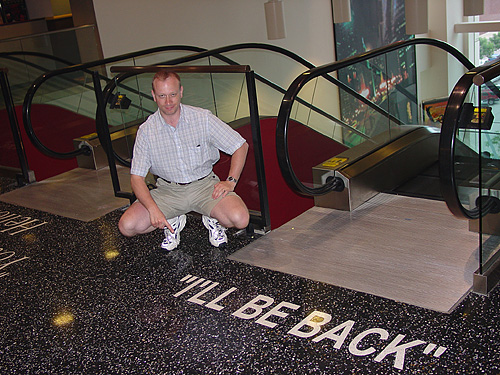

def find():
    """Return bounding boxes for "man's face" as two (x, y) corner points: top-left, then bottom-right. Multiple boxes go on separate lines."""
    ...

(152, 76), (183, 119)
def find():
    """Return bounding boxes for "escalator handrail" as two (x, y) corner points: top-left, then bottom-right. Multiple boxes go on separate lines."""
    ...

(22, 42), (404, 160)
(276, 37), (475, 196)
(0, 51), (78, 67)
(439, 60), (500, 219)
(21, 43), (314, 159)
(22, 45), (207, 159)
(101, 45), (375, 168)
(160, 44), (409, 129)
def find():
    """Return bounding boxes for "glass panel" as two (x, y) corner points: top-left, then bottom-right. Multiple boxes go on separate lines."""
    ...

(456, 82), (500, 272)
(285, 67), (411, 189)
(478, 79), (500, 271)
(0, 26), (98, 107)
(223, 48), (310, 93)
(337, 48), (418, 132)
(0, 71), (21, 171)
(0, 53), (67, 106)
(385, 48), (418, 125)
(27, 69), (97, 154)
(255, 80), (287, 118)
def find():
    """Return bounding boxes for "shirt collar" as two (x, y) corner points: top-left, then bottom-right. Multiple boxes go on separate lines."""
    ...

(156, 103), (184, 130)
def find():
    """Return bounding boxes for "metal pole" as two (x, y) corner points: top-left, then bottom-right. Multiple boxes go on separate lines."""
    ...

(246, 70), (271, 231)
(91, 71), (134, 203)
(0, 68), (34, 185)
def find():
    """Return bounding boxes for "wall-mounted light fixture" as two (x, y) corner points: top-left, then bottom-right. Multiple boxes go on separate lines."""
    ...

(463, 0), (484, 16)
(264, 0), (286, 40)
(405, 0), (428, 35)
(332, 0), (351, 23)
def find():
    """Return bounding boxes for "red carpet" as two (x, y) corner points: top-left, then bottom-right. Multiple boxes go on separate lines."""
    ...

(214, 118), (348, 229)
(0, 104), (96, 180)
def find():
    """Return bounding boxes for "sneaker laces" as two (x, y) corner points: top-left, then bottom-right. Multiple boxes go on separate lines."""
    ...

(162, 228), (176, 245)
(164, 227), (176, 240)
(212, 223), (226, 241)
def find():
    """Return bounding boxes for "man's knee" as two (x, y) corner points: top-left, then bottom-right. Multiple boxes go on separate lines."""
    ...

(211, 196), (249, 229)
(231, 207), (250, 229)
(118, 216), (135, 237)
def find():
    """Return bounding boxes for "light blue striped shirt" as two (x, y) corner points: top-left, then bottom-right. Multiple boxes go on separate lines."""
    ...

(131, 104), (246, 183)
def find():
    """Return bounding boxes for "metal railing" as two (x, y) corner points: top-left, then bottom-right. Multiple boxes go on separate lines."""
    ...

(21, 42), (415, 163)
(0, 67), (34, 185)
(275, 37), (475, 197)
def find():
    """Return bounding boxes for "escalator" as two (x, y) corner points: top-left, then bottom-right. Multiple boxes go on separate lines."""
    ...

(2, 39), (476, 224)
(6, 37), (500, 294)
(0, 46), (209, 181)
(3, 42), (351, 229)
(276, 40), (500, 294)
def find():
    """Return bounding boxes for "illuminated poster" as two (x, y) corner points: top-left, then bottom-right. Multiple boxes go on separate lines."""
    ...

(1, 0), (29, 23)
(334, 0), (417, 146)
(422, 97), (448, 126)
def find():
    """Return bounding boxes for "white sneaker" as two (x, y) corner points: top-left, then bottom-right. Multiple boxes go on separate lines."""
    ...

(202, 215), (227, 247)
(161, 215), (186, 251)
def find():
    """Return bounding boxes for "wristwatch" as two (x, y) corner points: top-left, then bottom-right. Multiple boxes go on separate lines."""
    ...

(227, 176), (238, 184)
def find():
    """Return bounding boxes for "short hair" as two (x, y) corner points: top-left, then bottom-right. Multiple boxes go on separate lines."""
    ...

(152, 69), (181, 92)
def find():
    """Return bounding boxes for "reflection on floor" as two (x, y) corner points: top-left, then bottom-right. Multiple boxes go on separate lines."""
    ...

(0, 177), (498, 374)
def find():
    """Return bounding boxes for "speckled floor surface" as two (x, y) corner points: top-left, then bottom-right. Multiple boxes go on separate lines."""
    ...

(0, 177), (499, 374)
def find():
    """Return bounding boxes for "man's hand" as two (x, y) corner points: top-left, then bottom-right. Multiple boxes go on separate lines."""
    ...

(212, 142), (248, 199)
(212, 180), (236, 199)
(131, 174), (173, 233)
(149, 205), (173, 233)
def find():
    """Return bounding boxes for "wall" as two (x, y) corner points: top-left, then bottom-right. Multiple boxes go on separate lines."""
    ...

(419, 0), (471, 103)
(91, 0), (335, 65)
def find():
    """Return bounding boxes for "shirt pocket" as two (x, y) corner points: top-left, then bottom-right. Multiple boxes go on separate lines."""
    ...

(186, 143), (204, 167)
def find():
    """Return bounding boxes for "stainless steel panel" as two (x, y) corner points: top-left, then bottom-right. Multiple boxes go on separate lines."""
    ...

(313, 126), (440, 211)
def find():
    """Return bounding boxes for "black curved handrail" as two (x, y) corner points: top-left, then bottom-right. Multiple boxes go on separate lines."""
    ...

(276, 37), (475, 196)
(104, 42), (398, 167)
(22, 42), (408, 161)
(439, 60), (500, 219)
(23, 43), (314, 159)
(22, 45), (207, 159)
(99, 43), (363, 168)
(0, 51), (77, 67)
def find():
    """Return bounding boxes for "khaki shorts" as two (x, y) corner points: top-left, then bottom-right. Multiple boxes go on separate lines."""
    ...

(150, 171), (237, 220)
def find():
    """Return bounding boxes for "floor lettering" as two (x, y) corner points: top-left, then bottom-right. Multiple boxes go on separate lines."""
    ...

(174, 274), (448, 371)
(0, 249), (29, 278)
(0, 210), (48, 235)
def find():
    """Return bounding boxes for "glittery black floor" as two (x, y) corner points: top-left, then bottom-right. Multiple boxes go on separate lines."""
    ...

(0, 177), (499, 374)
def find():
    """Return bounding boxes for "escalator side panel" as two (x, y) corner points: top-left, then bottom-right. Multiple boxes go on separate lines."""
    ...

(313, 126), (440, 211)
